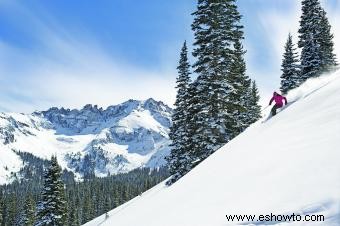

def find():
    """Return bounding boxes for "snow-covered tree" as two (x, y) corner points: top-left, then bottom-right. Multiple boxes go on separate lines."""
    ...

(247, 80), (262, 125)
(298, 0), (337, 81)
(35, 156), (67, 226)
(191, 0), (229, 162)
(191, 0), (228, 149)
(168, 0), (258, 185)
(300, 33), (321, 81)
(183, 80), (202, 169)
(190, 0), (247, 163)
(227, 39), (251, 137)
(298, 0), (322, 81)
(280, 33), (300, 94)
(319, 9), (337, 72)
(166, 41), (192, 185)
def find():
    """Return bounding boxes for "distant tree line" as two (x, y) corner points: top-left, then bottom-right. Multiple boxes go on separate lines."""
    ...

(0, 153), (168, 225)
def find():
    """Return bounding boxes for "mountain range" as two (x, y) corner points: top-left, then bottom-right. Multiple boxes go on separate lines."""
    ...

(0, 98), (173, 184)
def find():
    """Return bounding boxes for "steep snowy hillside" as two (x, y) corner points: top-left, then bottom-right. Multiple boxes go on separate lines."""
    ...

(85, 71), (340, 226)
(0, 98), (172, 184)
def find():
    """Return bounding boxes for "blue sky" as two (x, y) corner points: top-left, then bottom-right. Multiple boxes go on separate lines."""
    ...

(0, 0), (339, 112)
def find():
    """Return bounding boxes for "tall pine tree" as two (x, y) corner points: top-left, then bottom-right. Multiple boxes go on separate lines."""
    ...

(247, 80), (262, 125)
(35, 156), (67, 226)
(319, 9), (337, 72)
(166, 41), (192, 185)
(190, 0), (247, 163)
(227, 39), (251, 137)
(167, 0), (261, 185)
(280, 33), (300, 94)
(183, 80), (202, 169)
(299, 0), (322, 81)
(298, 0), (337, 81)
(191, 0), (230, 163)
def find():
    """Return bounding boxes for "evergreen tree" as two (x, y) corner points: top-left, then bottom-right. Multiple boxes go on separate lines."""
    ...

(247, 80), (262, 125)
(68, 203), (80, 226)
(280, 33), (300, 94)
(298, 0), (322, 81)
(227, 39), (251, 137)
(21, 196), (35, 226)
(191, 0), (230, 161)
(190, 0), (247, 164)
(166, 41), (192, 185)
(0, 195), (3, 226)
(319, 9), (337, 72)
(104, 196), (111, 214)
(6, 194), (17, 226)
(298, 0), (337, 81)
(81, 193), (94, 224)
(182, 80), (201, 168)
(35, 156), (67, 226)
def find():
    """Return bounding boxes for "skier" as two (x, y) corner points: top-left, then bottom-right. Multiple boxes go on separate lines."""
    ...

(269, 92), (287, 116)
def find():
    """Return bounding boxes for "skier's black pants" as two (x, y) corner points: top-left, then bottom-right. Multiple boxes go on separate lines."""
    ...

(271, 104), (281, 116)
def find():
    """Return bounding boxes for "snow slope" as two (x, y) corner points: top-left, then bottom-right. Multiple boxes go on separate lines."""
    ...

(85, 71), (340, 226)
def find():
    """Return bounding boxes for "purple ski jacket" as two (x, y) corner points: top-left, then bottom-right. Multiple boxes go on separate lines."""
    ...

(269, 92), (287, 107)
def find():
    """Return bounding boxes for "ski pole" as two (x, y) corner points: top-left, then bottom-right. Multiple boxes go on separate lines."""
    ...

(262, 105), (269, 112)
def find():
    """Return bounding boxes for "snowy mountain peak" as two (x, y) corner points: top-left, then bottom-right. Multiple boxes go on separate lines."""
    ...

(0, 98), (173, 184)
(39, 98), (172, 135)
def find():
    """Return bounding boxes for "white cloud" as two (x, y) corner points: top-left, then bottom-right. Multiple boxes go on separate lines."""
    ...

(0, 2), (178, 113)
(258, 0), (301, 67)
(0, 39), (177, 113)
(324, 1), (340, 62)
